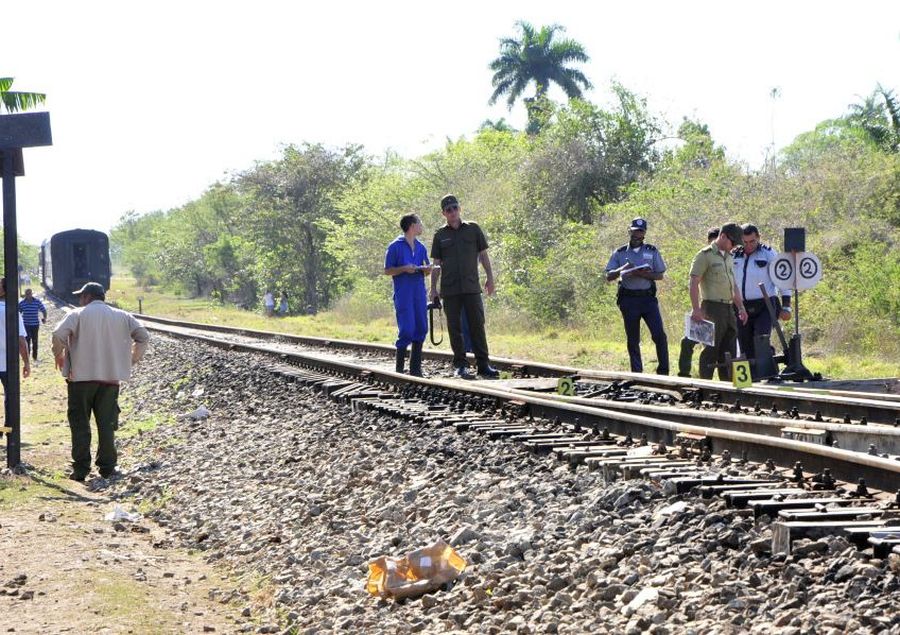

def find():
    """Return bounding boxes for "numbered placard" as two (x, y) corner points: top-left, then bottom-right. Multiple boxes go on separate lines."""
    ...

(769, 251), (822, 291)
(557, 376), (576, 396)
(732, 360), (752, 388)
(794, 253), (822, 290)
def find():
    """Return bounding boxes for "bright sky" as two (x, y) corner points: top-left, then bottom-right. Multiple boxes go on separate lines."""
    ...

(4, 0), (899, 244)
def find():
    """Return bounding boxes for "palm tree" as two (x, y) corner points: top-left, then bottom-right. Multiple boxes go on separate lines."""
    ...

(847, 84), (899, 152)
(0, 77), (46, 113)
(489, 21), (591, 133)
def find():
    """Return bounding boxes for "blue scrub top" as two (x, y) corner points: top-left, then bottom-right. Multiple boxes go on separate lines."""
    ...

(385, 236), (429, 300)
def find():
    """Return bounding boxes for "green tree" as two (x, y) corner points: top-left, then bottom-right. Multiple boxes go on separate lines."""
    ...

(847, 84), (900, 153)
(523, 85), (661, 225)
(237, 143), (367, 314)
(489, 21), (591, 134)
(0, 77), (46, 113)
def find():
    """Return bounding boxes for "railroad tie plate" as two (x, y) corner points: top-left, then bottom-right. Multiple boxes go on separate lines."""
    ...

(649, 469), (707, 482)
(780, 427), (828, 444)
(747, 497), (857, 518)
(772, 520), (894, 554)
(454, 420), (514, 431)
(722, 488), (807, 508)
(549, 439), (619, 454)
(869, 534), (900, 558)
(777, 507), (884, 522)
(571, 448), (631, 467)
(522, 436), (587, 451)
(621, 460), (695, 479)
(603, 457), (696, 482)
(670, 477), (781, 496)
(697, 481), (785, 499)
(487, 428), (538, 439)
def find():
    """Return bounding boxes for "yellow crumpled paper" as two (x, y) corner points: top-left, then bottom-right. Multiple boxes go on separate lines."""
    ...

(366, 539), (467, 599)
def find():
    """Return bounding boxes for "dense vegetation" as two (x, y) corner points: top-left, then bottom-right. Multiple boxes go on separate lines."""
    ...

(110, 77), (900, 363)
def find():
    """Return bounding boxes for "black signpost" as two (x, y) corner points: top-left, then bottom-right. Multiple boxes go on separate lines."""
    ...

(0, 111), (52, 468)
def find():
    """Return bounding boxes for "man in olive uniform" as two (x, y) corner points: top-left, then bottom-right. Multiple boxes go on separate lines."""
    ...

(678, 227), (719, 377)
(688, 223), (748, 380)
(429, 194), (499, 379)
(605, 218), (669, 375)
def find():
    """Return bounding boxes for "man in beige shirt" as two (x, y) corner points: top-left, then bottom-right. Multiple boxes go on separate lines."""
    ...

(52, 282), (149, 481)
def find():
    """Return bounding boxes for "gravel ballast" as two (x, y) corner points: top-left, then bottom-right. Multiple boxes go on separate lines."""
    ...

(111, 334), (900, 634)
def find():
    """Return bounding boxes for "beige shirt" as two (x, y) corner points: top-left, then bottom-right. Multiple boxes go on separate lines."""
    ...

(52, 301), (150, 383)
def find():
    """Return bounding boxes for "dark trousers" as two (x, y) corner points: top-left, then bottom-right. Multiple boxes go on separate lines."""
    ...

(699, 300), (737, 381)
(618, 295), (669, 375)
(442, 293), (490, 369)
(678, 337), (698, 377)
(24, 324), (39, 360)
(737, 299), (778, 363)
(67, 381), (120, 477)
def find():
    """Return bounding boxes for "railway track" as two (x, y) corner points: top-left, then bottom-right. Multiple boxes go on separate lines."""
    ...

(135, 313), (900, 425)
(47, 300), (900, 557)
(136, 314), (900, 497)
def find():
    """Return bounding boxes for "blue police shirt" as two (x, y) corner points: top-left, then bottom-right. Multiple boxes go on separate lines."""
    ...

(384, 236), (429, 300)
(605, 243), (666, 290)
(733, 243), (786, 301)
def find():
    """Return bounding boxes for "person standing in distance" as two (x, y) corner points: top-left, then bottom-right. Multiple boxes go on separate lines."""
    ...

(429, 194), (499, 379)
(52, 283), (150, 481)
(688, 223), (748, 380)
(677, 227), (719, 377)
(263, 289), (275, 317)
(605, 218), (669, 375)
(18, 288), (47, 362)
(732, 223), (791, 376)
(384, 214), (432, 376)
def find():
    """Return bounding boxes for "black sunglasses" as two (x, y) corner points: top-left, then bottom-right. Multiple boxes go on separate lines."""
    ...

(443, 205), (460, 212)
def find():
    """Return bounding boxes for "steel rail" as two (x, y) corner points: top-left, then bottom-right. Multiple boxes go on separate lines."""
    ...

(502, 388), (900, 455)
(136, 313), (900, 426)
(144, 319), (900, 493)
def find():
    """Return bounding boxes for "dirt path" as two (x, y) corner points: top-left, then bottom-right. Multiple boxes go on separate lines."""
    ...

(0, 327), (241, 635)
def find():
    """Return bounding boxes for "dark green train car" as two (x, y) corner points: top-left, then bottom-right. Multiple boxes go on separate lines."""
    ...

(40, 229), (111, 302)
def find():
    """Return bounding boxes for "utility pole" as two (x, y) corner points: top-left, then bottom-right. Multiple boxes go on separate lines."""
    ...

(0, 112), (52, 468)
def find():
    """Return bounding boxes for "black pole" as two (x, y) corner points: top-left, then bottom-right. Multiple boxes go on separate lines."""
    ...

(1, 150), (21, 468)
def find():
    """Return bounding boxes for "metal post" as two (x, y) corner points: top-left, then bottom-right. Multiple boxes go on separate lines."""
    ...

(1, 150), (21, 467)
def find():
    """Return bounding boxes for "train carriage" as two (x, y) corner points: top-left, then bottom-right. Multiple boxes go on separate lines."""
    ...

(40, 229), (111, 302)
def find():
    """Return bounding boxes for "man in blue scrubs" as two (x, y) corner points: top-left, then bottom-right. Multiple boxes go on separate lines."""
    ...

(384, 214), (432, 376)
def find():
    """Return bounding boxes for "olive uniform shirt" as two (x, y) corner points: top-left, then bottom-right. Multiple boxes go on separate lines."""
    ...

(689, 245), (736, 303)
(431, 221), (488, 297)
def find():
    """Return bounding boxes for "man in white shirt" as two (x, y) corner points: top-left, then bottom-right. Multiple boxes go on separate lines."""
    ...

(52, 282), (149, 481)
(0, 278), (31, 412)
(733, 224), (791, 377)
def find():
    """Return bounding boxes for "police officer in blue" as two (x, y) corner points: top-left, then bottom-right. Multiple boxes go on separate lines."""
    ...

(605, 218), (669, 375)
(733, 223), (791, 376)
(384, 214), (432, 376)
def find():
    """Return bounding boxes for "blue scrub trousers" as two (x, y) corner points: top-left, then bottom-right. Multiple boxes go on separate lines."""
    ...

(394, 286), (427, 350)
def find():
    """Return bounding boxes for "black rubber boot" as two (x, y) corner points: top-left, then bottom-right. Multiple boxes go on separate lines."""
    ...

(395, 347), (407, 373)
(409, 342), (424, 377)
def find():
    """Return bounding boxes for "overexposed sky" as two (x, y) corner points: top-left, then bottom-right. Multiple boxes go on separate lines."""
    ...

(4, 0), (899, 243)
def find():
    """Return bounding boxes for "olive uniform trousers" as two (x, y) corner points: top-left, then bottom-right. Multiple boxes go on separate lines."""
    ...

(698, 300), (738, 381)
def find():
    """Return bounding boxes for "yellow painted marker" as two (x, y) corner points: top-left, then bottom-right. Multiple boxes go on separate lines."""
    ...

(732, 360), (752, 389)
